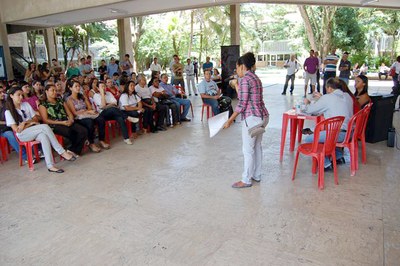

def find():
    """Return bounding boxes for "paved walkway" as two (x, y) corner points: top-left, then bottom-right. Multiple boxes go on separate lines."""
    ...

(1, 73), (399, 265)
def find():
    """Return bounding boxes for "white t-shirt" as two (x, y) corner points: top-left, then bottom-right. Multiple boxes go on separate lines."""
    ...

(5, 102), (36, 126)
(135, 84), (153, 99)
(391, 61), (400, 74)
(92, 91), (117, 112)
(150, 63), (162, 73)
(184, 64), (194, 76)
(198, 79), (219, 96)
(118, 93), (141, 110)
(149, 85), (165, 103)
(285, 60), (299, 75)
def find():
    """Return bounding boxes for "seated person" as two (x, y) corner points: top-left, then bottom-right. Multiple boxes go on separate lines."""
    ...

(199, 70), (233, 116)
(360, 63), (368, 75)
(337, 79), (361, 115)
(92, 82), (137, 145)
(211, 68), (222, 88)
(159, 74), (192, 122)
(302, 77), (353, 169)
(21, 81), (39, 115)
(105, 78), (121, 101)
(135, 74), (167, 132)
(354, 74), (371, 109)
(378, 63), (390, 80)
(1, 86), (28, 162)
(149, 77), (179, 127)
(6, 87), (75, 173)
(66, 79), (110, 152)
(39, 84), (88, 157)
(119, 81), (143, 137)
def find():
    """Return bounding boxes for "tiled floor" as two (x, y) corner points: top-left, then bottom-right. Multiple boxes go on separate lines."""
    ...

(1, 74), (399, 265)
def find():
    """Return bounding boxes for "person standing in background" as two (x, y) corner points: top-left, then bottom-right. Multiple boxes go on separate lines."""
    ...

(121, 54), (133, 76)
(323, 48), (339, 94)
(281, 54), (299, 95)
(184, 58), (197, 96)
(193, 57), (199, 83)
(202, 57), (213, 73)
(150, 57), (162, 77)
(339, 52), (351, 85)
(303, 49), (319, 97)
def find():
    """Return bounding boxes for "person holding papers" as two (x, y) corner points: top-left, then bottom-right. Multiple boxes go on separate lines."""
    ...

(223, 52), (269, 189)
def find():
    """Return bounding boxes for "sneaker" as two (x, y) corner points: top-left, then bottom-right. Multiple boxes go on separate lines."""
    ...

(124, 139), (133, 145)
(127, 116), (139, 123)
(195, 94), (198, 96)
(281, 92), (286, 95)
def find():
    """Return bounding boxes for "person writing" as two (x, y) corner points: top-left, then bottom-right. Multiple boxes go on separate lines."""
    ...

(224, 52), (270, 188)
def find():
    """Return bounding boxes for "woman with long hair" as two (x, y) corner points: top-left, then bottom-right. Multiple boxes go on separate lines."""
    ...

(5, 87), (76, 173)
(20, 81), (40, 113)
(66, 79), (109, 152)
(354, 74), (371, 108)
(119, 81), (143, 137)
(223, 52), (270, 188)
(39, 84), (88, 157)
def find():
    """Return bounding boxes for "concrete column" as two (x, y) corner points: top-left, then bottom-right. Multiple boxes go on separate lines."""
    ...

(230, 4), (240, 46)
(0, 23), (14, 80)
(117, 18), (133, 61)
(44, 28), (57, 63)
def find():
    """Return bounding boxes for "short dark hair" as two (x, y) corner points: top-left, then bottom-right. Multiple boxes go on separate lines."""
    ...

(125, 54), (130, 58)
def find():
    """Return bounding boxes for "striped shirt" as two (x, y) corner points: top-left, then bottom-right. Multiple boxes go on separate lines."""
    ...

(324, 54), (339, 72)
(235, 71), (269, 120)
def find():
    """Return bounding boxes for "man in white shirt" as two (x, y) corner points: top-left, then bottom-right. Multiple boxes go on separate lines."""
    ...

(184, 58), (197, 96)
(149, 77), (179, 126)
(150, 57), (162, 76)
(281, 54), (300, 95)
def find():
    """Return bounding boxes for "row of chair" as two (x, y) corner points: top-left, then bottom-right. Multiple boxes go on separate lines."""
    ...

(292, 102), (373, 190)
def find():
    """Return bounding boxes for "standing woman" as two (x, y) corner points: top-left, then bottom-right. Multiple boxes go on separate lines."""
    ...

(223, 52), (269, 188)
(39, 84), (88, 157)
(5, 87), (76, 173)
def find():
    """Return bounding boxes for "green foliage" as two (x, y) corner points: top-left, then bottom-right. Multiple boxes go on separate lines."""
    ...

(332, 8), (366, 53)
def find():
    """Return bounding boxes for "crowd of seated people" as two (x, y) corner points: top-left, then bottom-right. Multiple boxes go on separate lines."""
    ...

(1, 56), (194, 173)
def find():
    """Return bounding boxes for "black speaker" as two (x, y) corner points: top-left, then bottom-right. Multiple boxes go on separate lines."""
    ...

(221, 45), (239, 99)
(365, 94), (396, 143)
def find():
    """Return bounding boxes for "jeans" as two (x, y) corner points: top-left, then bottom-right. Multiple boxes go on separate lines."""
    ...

(122, 110), (140, 132)
(282, 74), (295, 94)
(241, 116), (269, 184)
(1, 130), (27, 160)
(304, 131), (346, 167)
(202, 98), (220, 115)
(171, 98), (191, 119)
(173, 78), (185, 90)
(100, 107), (129, 139)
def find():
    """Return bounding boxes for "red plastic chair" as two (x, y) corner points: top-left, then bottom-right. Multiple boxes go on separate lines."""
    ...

(357, 102), (373, 166)
(201, 102), (214, 121)
(13, 133), (41, 171)
(105, 120), (120, 143)
(292, 116), (345, 190)
(336, 109), (364, 176)
(0, 136), (10, 161)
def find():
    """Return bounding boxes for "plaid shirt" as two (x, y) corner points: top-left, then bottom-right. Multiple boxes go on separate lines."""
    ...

(235, 70), (269, 120)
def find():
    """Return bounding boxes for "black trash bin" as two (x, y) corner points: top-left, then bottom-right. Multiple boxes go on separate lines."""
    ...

(365, 94), (396, 143)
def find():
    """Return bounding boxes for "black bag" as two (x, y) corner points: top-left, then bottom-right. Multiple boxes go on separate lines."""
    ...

(218, 96), (233, 117)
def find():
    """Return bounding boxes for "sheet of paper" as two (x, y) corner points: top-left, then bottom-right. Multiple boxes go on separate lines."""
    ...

(208, 111), (229, 138)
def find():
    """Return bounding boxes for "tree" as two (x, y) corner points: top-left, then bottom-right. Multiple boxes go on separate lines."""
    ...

(27, 30), (40, 64)
(298, 5), (337, 59)
(131, 16), (146, 71)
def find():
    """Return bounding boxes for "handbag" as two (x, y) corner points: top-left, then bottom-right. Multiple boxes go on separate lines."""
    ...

(245, 115), (268, 138)
(76, 113), (99, 120)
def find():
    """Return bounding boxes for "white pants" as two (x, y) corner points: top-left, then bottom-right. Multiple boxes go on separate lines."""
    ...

(18, 124), (65, 168)
(241, 116), (269, 184)
(186, 75), (197, 95)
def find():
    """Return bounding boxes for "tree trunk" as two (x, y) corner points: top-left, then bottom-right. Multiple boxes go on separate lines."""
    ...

(188, 10), (194, 58)
(298, 5), (317, 51)
(27, 31), (38, 64)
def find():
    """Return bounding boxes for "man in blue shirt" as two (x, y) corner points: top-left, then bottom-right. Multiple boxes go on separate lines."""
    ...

(107, 57), (119, 77)
(160, 74), (191, 122)
(202, 56), (213, 74)
(198, 70), (221, 115)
